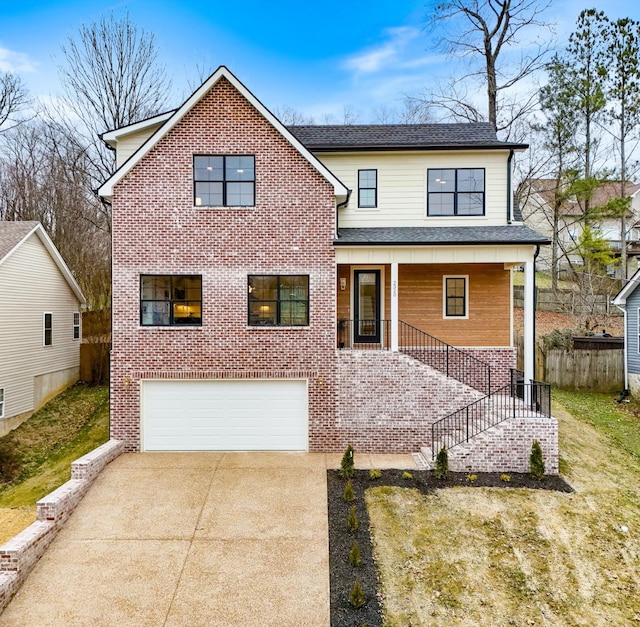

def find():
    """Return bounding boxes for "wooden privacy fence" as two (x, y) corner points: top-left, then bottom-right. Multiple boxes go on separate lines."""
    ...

(514, 333), (624, 393)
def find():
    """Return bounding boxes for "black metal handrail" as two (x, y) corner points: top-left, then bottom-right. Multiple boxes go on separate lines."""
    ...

(336, 319), (391, 349)
(430, 378), (551, 458)
(398, 321), (491, 395)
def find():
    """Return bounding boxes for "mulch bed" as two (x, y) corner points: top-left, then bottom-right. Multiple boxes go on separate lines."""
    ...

(327, 468), (573, 627)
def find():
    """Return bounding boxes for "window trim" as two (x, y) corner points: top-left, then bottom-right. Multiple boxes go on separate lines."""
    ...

(73, 312), (81, 340)
(357, 169), (377, 208)
(193, 155), (256, 207)
(443, 275), (469, 319)
(0, 388), (4, 419)
(140, 275), (203, 327)
(427, 168), (486, 217)
(43, 312), (53, 346)
(247, 275), (310, 327)
(637, 308), (640, 354)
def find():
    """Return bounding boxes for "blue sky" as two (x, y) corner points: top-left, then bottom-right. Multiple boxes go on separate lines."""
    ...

(1, 0), (639, 123)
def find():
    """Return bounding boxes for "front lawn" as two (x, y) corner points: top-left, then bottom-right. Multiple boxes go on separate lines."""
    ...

(364, 391), (640, 625)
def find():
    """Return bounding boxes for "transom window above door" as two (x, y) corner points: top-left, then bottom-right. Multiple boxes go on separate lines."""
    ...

(194, 156), (255, 207)
(427, 168), (485, 216)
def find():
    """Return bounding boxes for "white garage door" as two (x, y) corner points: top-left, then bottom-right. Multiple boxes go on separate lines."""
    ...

(142, 379), (308, 451)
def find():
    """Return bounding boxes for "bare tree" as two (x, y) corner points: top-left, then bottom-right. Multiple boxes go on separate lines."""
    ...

(272, 105), (315, 125)
(0, 72), (31, 132)
(423, 0), (554, 138)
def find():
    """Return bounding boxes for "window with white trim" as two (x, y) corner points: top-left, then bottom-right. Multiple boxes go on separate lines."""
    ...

(73, 312), (80, 340)
(0, 388), (4, 419)
(443, 276), (468, 318)
(44, 312), (53, 346)
(358, 169), (377, 208)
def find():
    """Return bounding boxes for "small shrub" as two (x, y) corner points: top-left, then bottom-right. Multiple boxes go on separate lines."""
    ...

(500, 473), (511, 482)
(530, 440), (546, 480)
(350, 580), (365, 608)
(402, 471), (413, 480)
(466, 474), (478, 482)
(434, 447), (449, 479)
(347, 505), (359, 532)
(0, 442), (21, 483)
(349, 540), (361, 566)
(343, 479), (355, 502)
(339, 444), (355, 479)
(369, 468), (381, 480)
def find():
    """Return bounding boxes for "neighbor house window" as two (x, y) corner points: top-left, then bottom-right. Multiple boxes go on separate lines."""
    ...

(248, 275), (309, 326)
(443, 276), (468, 318)
(140, 275), (202, 326)
(358, 169), (377, 208)
(43, 313), (53, 346)
(428, 168), (485, 216)
(194, 155), (255, 207)
(0, 388), (4, 419)
(73, 312), (80, 340)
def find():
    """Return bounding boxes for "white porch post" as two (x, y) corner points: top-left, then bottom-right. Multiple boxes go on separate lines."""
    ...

(523, 258), (535, 393)
(391, 262), (399, 351)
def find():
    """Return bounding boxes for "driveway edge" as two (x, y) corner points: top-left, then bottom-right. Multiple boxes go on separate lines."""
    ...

(0, 439), (124, 611)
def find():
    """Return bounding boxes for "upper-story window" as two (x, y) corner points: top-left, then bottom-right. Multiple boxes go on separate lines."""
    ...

(358, 169), (377, 208)
(140, 275), (202, 326)
(43, 313), (53, 346)
(194, 156), (255, 207)
(427, 168), (485, 216)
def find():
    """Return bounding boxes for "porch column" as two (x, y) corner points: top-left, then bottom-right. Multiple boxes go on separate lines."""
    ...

(523, 258), (535, 392)
(391, 262), (399, 351)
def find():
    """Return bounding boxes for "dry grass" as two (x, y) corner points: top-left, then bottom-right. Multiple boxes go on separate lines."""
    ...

(367, 400), (640, 626)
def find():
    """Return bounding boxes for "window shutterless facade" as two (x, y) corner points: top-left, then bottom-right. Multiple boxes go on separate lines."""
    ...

(73, 312), (80, 340)
(443, 276), (468, 318)
(140, 275), (202, 326)
(194, 155), (255, 207)
(43, 312), (53, 346)
(427, 168), (485, 216)
(248, 275), (309, 326)
(0, 388), (4, 419)
(358, 169), (377, 208)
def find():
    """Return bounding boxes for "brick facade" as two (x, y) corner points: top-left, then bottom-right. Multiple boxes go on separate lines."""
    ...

(110, 77), (338, 451)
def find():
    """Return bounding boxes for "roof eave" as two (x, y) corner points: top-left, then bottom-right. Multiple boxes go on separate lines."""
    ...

(308, 143), (528, 153)
(333, 238), (550, 246)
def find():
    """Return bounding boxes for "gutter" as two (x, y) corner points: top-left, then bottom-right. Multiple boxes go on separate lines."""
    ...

(614, 302), (629, 392)
(335, 189), (352, 239)
(507, 150), (514, 224)
(533, 245), (539, 379)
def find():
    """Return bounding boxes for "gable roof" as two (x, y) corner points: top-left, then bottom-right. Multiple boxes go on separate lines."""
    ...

(287, 123), (528, 152)
(613, 268), (640, 306)
(98, 66), (349, 201)
(0, 221), (86, 304)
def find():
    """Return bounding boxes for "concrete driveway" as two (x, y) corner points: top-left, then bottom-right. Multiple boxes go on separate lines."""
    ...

(0, 452), (333, 626)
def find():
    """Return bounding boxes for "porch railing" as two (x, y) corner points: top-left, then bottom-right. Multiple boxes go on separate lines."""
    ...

(336, 318), (491, 395)
(430, 377), (552, 458)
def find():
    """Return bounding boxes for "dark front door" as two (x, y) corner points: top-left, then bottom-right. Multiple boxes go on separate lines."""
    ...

(354, 269), (381, 343)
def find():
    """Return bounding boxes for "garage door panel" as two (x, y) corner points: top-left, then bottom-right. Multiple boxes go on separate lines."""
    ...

(142, 379), (308, 451)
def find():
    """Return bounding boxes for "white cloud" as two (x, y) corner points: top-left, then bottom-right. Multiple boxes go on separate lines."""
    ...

(0, 46), (37, 73)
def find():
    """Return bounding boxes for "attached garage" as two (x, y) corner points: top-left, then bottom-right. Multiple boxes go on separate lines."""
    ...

(141, 379), (308, 451)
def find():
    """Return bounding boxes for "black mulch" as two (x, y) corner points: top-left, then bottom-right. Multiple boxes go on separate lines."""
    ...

(327, 468), (573, 627)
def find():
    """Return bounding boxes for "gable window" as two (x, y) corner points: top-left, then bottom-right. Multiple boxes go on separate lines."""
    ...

(358, 169), (377, 208)
(0, 388), (4, 419)
(428, 168), (485, 216)
(140, 275), (202, 326)
(248, 275), (309, 326)
(73, 312), (81, 340)
(43, 313), (53, 346)
(194, 155), (255, 207)
(443, 276), (468, 318)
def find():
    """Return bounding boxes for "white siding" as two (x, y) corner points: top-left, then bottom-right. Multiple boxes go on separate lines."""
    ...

(115, 127), (159, 167)
(319, 150), (511, 227)
(0, 234), (82, 419)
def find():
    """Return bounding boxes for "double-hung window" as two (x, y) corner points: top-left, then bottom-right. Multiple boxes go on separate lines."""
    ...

(73, 312), (80, 340)
(248, 275), (309, 326)
(428, 168), (485, 216)
(358, 169), (377, 208)
(194, 155), (255, 207)
(443, 276), (468, 318)
(0, 388), (4, 419)
(43, 313), (53, 346)
(140, 275), (202, 326)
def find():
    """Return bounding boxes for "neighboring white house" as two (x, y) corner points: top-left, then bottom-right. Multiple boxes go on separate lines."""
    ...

(0, 221), (86, 435)
(521, 179), (640, 279)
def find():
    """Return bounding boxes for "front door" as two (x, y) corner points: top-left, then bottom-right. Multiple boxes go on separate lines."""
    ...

(354, 269), (381, 343)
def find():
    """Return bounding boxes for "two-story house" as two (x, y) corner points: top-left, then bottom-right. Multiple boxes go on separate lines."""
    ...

(98, 66), (556, 472)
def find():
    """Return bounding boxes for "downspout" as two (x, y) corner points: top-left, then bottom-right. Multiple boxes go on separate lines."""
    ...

(507, 150), (514, 224)
(614, 303), (629, 393)
(335, 189), (352, 239)
(533, 245), (539, 380)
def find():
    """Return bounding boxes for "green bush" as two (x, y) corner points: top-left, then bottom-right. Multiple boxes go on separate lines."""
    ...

(343, 479), (355, 502)
(350, 580), (365, 608)
(540, 327), (592, 352)
(434, 447), (449, 479)
(530, 440), (546, 480)
(347, 505), (359, 532)
(402, 471), (413, 480)
(339, 444), (355, 479)
(349, 540), (361, 566)
(369, 468), (381, 480)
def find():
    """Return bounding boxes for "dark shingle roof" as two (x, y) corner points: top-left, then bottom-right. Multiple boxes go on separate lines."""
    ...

(335, 225), (549, 246)
(288, 123), (527, 152)
(0, 221), (39, 262)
